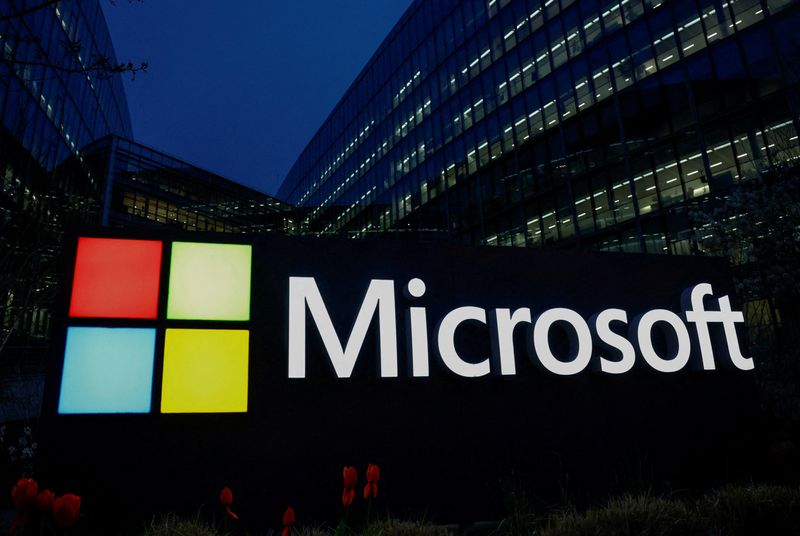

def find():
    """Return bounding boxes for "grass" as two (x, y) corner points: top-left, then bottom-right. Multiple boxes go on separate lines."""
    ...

(141, 513), (223, 536)
(539, 495), (706, 536)
(364, 519), (450, 536)
(536, 484), (800, 536)
(698, 484), (800, 536)
(137, 516), (448, 536)
(132, 484), (800, 536)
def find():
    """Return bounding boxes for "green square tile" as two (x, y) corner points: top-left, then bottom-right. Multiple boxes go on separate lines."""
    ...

(167, 242), (252, 321)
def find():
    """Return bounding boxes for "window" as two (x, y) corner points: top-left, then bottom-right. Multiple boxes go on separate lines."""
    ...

(611, 173), (635, 223)
(573, 180), (594, 233)
(556, 187), (575, 239)
(591, 173), (615, 229)
(601, 0), (624, 34)
(628, 19), (656, 80)
(674, 2), (705, 58)
(731, 118), (765, 180)
(549, 20), (568, 68)
(582, 0), (602, 46)
(676, 132), (708, 199)
(742, 28), (781, 98)
(589, 46), (612, 100)
(650, 9), (678, 69)
(609, 34), (633, 91)
(556, 66), (577, 118)
(630, 154), (658, 215)
(563, 7), (585, 58)
(731, 0), (765, 31)
(653, 145), (685, 207)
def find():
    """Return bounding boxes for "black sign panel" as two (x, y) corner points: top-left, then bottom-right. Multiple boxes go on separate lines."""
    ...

(41, 229), (761, 529)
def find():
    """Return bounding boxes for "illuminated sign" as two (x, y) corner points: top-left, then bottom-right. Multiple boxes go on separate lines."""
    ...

(56, 233), (754, 417)
(58, 237), (252, 414)
(47, 231), (761, 524)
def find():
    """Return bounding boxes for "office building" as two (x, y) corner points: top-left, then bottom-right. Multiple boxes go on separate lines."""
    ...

(85, 136), (296, 235)
(1, 0), (133, 368)
(279, 0), (800, 255)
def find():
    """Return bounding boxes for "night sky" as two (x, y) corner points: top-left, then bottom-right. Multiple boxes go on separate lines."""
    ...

(102, 0), (413, 197)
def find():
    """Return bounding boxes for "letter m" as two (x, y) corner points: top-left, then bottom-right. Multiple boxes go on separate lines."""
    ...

(288, 277), (398, 378)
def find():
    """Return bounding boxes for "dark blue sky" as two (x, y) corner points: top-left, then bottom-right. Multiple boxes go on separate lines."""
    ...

(103, 1), (413, 196)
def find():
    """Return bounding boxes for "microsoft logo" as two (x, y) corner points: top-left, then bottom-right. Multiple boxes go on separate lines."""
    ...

(58, 237), (252, 414)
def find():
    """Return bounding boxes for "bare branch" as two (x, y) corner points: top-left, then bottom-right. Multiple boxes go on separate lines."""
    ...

(0, 2), (149, 81)
(4, 57), (149, 80)
(0, 0), (60, 22)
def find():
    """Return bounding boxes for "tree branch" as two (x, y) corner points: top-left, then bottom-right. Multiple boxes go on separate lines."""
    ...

(4, 57), (148, 80)
(0, 0), (61, 23)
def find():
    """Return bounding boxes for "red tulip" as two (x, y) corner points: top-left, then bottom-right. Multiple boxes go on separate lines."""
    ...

(11, 478), (38, 509)
(342, 487), (355, 507)
(342, 466), (358, 507)
(282, 506), (296, 536)
(343, 466), (357, 489)
(52, 493), (81, 529)
(36, 489), (55, 513)
(282, 506), (296, 526)
(220, 486), (233, 507)
(363, 463), (380, 499)
(219, 486), (239, 520)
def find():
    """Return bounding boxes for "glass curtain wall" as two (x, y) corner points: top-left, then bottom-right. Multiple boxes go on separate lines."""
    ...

(1, 0), (133, 348)
(279, 0), (800, 254)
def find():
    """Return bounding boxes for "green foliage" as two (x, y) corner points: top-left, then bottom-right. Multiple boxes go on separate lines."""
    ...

(540, 495), (706, 536)
(141, 513), (223, 536)
(698, 484), (800, 536)
(0, 422), (37, 479)
(690, 168), (800, 418)
(690, 169), (800, 303)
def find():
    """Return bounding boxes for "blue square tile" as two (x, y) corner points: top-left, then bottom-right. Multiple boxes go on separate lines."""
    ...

(58, 327), (156, 414)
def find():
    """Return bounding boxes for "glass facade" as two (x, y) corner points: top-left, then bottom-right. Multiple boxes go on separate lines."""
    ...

(279, 0), (800, 254)
(85, 136), (297, 236)
(0, 2), (293, 417)
(1, 0), (133, 351)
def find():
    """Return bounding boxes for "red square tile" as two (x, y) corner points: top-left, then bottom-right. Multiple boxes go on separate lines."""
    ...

(69, 237), (163, 319)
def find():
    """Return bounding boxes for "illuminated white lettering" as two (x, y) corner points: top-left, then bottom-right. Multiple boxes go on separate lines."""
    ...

(437, 306), (491, 377)
(288, 277), (398, 378)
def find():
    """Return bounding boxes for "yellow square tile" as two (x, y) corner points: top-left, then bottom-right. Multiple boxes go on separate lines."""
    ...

(161, 329), (249, 413)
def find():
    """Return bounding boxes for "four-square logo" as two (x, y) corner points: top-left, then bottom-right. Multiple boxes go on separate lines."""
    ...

(58, 237), (252, 414)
